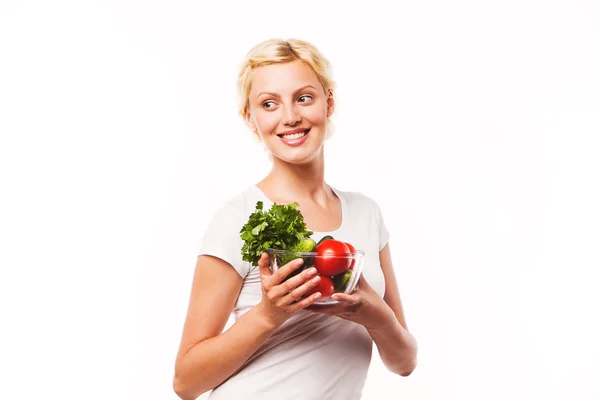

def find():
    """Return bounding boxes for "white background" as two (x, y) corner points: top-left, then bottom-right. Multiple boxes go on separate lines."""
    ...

(1, 1), (599, 399)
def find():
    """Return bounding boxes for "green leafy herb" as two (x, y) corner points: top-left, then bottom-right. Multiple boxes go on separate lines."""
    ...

(240, 201), (314, 267)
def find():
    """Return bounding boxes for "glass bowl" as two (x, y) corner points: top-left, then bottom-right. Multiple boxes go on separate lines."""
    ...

(268, 248), (365, 305)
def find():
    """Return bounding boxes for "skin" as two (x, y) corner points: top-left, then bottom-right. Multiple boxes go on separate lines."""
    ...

(244, 59), (339, 230)
(173, 59), (417, 400)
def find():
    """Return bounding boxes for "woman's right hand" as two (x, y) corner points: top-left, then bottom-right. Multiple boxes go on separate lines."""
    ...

(256, 252), (323, 328)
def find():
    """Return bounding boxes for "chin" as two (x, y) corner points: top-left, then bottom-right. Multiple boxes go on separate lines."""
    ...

(274, 146), (323, 165)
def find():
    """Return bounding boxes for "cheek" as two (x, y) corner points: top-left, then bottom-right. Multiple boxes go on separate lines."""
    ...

(254, 112), (279, 134)
(303, 104), (328, 125)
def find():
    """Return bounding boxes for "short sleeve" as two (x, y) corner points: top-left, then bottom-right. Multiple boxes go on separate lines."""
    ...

(197, 203), (250, 278)
(376, 202), (390, 251)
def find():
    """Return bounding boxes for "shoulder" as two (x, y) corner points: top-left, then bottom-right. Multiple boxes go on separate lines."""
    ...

(205, 186), (260, 227)
(215, 186), (262, 215)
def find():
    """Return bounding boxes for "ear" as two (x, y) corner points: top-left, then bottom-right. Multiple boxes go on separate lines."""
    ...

(326, 89), (335, 118)
(244, 109), (259, 135)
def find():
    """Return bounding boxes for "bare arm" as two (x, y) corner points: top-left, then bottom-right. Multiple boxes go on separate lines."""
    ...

(173, 253), (323, 399)
(304, 243), (418, 376)
(173, 254), (275, 399)
(367, 243), (418, 376)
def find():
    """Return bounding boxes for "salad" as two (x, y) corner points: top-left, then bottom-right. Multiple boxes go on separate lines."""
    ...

(240, 201), (357, 299)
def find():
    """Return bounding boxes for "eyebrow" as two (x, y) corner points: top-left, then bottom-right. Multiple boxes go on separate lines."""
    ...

(257, 85), (317, 99)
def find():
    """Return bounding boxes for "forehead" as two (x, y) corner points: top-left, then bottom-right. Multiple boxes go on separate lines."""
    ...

(250, 60), (321, 96)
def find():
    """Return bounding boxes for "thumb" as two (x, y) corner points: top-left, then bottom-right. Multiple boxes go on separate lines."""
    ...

(357, 274), (368, 288)
(257, 252), (271, 277)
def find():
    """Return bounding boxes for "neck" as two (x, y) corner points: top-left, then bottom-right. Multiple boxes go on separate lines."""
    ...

(262, 147), (330, 203)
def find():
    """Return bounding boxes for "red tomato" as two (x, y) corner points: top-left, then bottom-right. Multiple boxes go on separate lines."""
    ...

(306, 275), (335, 300)
(314, 240), (351, 276)
(344, 242), (356, 270)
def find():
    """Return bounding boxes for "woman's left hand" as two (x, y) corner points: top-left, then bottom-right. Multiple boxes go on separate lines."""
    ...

(305, 275), (395, 330)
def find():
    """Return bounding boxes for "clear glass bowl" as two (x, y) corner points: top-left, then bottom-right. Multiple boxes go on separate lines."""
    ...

(268, 248), (365, 305)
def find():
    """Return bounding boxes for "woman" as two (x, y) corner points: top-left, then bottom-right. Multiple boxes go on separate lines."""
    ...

(173, 38), (417, 400)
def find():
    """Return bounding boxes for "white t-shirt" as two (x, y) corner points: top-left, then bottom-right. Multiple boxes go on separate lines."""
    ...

(197, 185), (390, 400)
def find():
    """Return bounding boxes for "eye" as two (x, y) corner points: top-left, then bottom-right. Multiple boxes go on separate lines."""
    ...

(298, 95), (313, 103)
(262, 100), (277, 110)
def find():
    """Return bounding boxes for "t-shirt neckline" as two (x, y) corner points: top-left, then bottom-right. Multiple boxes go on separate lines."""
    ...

(250, 184), (345, 235)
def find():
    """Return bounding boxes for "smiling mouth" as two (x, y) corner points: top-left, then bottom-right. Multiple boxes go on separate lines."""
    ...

(277, 128), (310, 140)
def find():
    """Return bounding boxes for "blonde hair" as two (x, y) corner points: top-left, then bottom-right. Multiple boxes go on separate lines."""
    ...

(237, 38), (336, 140)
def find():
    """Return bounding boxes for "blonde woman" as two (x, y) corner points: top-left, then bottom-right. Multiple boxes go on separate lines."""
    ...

(173, 38), (417, 400)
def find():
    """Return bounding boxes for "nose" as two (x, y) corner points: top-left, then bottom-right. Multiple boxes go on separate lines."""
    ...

(282, 105), (301, 126)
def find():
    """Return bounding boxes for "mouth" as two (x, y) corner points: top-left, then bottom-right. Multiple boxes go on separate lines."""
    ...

(277, 128), (310, 140)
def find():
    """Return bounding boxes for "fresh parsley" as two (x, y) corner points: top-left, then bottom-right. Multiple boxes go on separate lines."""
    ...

(240, 201), (313, 267)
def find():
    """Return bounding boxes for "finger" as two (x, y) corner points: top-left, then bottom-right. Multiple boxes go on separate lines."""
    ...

(271, 258), (305, 285)
(258, 252), (275, 290)
(356, 274), (366, 287)
(356, 275), (375, 294)
(289, 291), (322, 312)
(331, 293), (358, 305)
(271, 266), (318, 300)
(280, 272), (322, 305)
(258, 252), (271, 277)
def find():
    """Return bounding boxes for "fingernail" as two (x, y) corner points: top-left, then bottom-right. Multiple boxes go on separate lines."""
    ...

(307, 268), (317, 276)
(312, 276), (320, 284)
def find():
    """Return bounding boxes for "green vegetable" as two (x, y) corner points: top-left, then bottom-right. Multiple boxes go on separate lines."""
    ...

(278, 238), (317, 272)
(240, 201), (313, 267)
(292, 238), (317, 253)
(316, 235), (335, 246)
(277, 238), (318, 281)
(333, 270), (353, 292)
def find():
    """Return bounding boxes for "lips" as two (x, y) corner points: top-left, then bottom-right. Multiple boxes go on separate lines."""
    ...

(278, 128), (310, 146)
(277, 128), (310, 138)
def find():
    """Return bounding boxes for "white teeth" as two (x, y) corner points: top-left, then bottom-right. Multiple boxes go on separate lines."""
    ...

(281, 131), (307, 140)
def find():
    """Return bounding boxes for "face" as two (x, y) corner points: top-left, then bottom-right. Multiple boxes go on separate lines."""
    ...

(245, 60), (334, 165)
